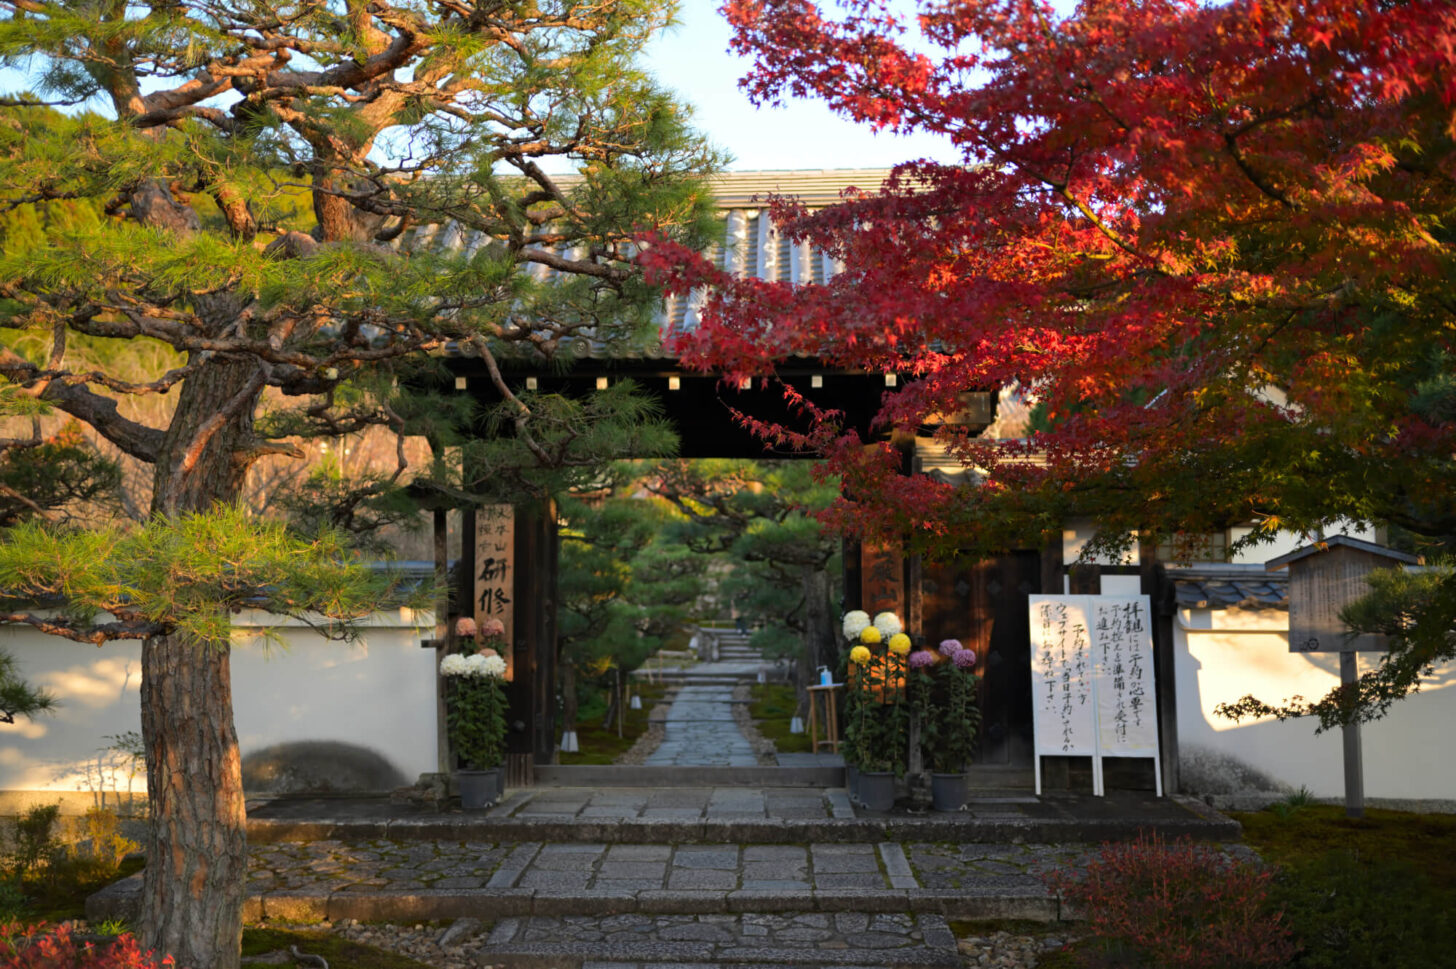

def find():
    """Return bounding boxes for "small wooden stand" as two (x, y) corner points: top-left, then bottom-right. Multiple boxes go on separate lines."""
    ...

(807, 684), (843, 754)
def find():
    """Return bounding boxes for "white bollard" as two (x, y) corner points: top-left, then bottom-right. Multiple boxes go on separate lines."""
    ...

(560, 730), (579, 753)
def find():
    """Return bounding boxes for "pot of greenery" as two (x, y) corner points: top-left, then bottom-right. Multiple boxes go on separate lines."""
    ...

(441, 646), (508, 809)
(844, 611), (912, 812)
(917, 641), (981, 812)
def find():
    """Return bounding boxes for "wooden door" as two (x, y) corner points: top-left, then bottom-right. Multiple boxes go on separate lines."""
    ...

(921, 551), (1040, 766)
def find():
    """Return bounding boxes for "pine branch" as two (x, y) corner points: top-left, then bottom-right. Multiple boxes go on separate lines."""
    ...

(0, 347), (164, 463)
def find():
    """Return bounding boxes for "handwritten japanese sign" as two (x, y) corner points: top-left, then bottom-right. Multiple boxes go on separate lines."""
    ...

(1092, 598), (1157, 754)
(1029, 597), (1097, 755)
(474, 504), (515, 681)
(1029, 595), (1162, 795)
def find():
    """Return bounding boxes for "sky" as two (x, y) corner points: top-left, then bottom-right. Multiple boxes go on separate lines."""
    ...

(0, 2), (963, 173)
(644, 3), (963, 171)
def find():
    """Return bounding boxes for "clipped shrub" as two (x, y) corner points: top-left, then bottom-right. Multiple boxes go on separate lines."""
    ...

(80, 809), (139, 877)
(0, 879), (25, 920)
(1274, 849), (1454, 969)
(1, 922), (172, 968)
(1047, 832), (1295, 969)
(4, 804), (62, 880)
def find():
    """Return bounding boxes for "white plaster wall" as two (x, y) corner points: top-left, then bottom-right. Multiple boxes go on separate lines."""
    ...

(0, 610), (436, 798)
(1062, 519), (1139, 566)
(1174, 607), (1456, 799)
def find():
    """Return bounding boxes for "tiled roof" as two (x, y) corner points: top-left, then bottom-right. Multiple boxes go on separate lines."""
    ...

(1167, 566), (1288, 610)
(408, 169), (895, 357)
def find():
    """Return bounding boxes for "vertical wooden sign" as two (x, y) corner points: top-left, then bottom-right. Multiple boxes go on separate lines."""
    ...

(1029, 597), (1098, 762)
(475, 504), (515, 681)
(860, 542), (904, 616)
(1028, 595), (1162, 797)
(1091, 598), (1158, 757)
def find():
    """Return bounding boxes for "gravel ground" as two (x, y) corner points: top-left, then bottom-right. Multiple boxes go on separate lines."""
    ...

(958, 929), (1081, 967)
(731, 681), (782, 766)
(612, 700), (671, 766)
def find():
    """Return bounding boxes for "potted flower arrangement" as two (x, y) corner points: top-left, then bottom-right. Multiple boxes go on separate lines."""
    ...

(842, 610), (911, 812)
(909, 639), (982, 811)
(441, 622), (509, 808)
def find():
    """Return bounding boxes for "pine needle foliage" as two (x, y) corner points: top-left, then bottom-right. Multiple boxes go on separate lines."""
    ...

(0, 505), (408, 647)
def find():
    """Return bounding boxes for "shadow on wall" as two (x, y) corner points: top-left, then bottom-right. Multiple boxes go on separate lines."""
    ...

(241, 741), (408, 795)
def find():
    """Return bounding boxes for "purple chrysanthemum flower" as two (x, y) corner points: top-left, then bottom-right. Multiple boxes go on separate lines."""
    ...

(953, 649), (977, 668)
(938, 639), (961, 657)
(908, 650), (935, 669)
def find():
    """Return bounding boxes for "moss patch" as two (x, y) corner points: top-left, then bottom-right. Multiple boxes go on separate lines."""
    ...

(4, 855), (146, 924)
(558, 682), (667, 765)
(241, 928), (436, 969)
(1232, 805), (1456, 892)
(748, 683), (813, 755)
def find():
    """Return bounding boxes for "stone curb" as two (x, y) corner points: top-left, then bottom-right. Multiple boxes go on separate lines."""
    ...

(473, 941), (962, 968)
(87, 881), (1065, 923)
(246, 811), (1240, 845)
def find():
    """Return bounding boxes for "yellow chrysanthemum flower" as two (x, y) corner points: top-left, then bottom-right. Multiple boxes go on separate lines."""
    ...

(888, 633), (911, 656)
(849, 645), (871, 665)
(860, 626), (882, 645)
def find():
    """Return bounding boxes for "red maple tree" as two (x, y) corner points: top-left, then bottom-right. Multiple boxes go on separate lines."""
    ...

(648, 0), (1454, 553)
(641, 0), (1456, 720)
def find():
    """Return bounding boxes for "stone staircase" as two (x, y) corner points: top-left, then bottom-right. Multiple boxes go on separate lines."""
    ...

(91, 787), (1240, 968)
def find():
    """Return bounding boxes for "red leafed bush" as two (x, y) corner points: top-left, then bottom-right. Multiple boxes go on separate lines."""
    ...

(1, 923), (173, 968)
(1046, 832), (1295, 969)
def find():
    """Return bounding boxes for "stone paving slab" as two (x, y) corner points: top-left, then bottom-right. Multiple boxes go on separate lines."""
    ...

(479, 912), (962, 968)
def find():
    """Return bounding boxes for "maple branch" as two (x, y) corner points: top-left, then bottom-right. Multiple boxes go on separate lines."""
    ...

(1054, 187), (1146, 262)
(1223, 132), (1293, 209)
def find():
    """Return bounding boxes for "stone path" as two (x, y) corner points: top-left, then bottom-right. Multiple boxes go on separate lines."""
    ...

(645, 684), (759, 767)
(644, 658), (767, 768)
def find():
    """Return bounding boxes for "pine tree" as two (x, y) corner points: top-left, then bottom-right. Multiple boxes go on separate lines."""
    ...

(0, 3), (715, 966)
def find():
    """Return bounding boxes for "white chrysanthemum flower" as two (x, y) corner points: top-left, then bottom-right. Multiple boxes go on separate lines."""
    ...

(462, 653), (491, 677)
(440, 653), (469, 677)
(842, 610), (871, 640)
(873, 612), (903, 637)
(481, 654), (507, 678)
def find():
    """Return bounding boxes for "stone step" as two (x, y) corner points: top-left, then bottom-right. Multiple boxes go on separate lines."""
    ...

(244, 809), (1235, 848)
(532, 766), (850, 789)
(90, 875), (1058, 927)
(478, 912), (964, 969)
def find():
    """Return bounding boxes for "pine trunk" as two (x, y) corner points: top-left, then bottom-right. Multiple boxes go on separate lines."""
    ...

(138, 634), (246, 969)
(138, 356), (264, 969)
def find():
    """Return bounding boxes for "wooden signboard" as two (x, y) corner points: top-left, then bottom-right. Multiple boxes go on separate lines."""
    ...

(1030, 597), (1099, 791)
(860, 541), (904, 616)
(1268, 536), (1420, 817)
(1280, 544), (1409, 653)
(1091, 599), (1159, 762)
(474, 503), (515, 681)
(1029, 595), (1162, 796)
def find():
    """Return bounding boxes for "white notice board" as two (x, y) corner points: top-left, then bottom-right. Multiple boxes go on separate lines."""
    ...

(1028, 595), (1162, 796)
